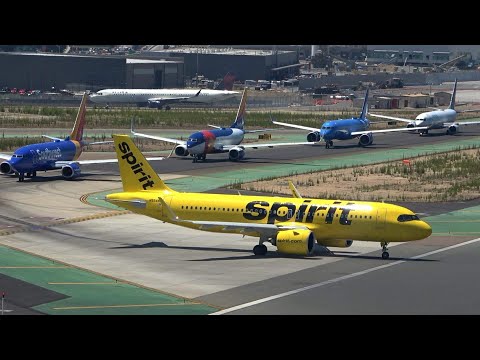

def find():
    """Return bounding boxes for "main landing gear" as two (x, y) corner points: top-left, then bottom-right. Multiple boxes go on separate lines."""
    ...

(192, 154), (206, 163)
(253, 236), (269, 256)
(17, 171), (37, 182)
(325, 140), (334, 149)
(381, 242), (390, 259)
(419, 130), (429, 136)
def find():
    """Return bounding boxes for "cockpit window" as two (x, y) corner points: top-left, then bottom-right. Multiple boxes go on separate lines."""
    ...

(321, 126), (332, 130)
(12, 154), (23, 158)
(188, 138), (197, 143)
(397, 214), (420, 222)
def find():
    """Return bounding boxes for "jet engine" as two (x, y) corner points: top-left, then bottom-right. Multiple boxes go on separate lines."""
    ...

(319, 239), (353, 248)
(61, 163), (81, 179)
(274, 229), (315, 256)
(307, 131), (321, 142)
(446, 124), (459, 135)
(174, 145), (189, 157)
(0, 161), (13, 175)
(228, 147), (245, 161)
(358, 133), (373, 146)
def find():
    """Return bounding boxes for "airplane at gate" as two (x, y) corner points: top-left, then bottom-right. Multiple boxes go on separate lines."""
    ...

(368, 79), (480, 136)
(271, 88), (429, 148)
(0, 93), (163, 182)
(131, 88), (313, 162)
(105, 134), (432, 259)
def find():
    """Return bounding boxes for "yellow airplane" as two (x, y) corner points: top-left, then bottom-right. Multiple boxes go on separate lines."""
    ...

(106, 135), (432, 259)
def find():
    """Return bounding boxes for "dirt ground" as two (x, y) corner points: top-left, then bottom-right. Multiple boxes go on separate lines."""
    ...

(237, 149), (480, 202)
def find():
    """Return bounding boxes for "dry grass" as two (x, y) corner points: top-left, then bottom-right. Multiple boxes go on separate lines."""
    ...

(237, 148), (480, 202)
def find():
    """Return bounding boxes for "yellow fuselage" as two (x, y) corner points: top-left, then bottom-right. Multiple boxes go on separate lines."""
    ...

(106, 190), (432, 244)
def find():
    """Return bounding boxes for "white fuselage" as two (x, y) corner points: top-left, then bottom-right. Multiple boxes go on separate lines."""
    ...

(89, 89), (238, 104)
(414, 109), (457, 129)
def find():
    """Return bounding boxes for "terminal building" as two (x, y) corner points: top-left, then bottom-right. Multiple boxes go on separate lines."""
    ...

(0, 52), (184, 91)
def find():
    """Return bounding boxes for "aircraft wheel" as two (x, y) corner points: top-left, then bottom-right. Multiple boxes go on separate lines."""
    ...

(26, 172), (31, 177)
(329, 140), (334, 148)
(165, 105), (171, 111)
(32, 171), (37, 177)
(382, 251), (390, 259)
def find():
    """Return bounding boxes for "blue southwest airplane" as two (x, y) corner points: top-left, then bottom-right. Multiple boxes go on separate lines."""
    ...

(131, 88), (313, 162)
(0, 92), (163, 182)
(271, 88), (429, 149)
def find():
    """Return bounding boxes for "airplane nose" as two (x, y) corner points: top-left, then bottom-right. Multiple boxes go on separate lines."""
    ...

(419, 221), (432, 239)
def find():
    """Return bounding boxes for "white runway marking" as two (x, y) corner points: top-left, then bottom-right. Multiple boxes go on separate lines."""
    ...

(211, 237), (480, 315)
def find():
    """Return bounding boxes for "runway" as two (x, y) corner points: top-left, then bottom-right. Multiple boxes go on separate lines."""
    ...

(1, 127), (480, 314)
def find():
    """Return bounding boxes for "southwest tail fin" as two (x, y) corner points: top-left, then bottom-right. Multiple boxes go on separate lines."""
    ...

(112, 134), (175, 193)
(448, 78), (457, 110)
(230, 88), (247, 129)
(359, 88), (369, 120)
(69, 92), (88, 142)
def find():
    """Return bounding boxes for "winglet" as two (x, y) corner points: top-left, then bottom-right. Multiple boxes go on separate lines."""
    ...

(288, 181), (302, 198)
(195, 89), (202, 97)
(131, 118), (135, 133)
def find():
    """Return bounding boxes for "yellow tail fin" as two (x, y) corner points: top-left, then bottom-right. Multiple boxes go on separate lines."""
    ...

(112, 134), (175, 193)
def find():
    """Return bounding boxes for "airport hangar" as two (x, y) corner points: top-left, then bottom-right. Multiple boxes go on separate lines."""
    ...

(139, 46), (303, 82)
(0, 52), (185, 92)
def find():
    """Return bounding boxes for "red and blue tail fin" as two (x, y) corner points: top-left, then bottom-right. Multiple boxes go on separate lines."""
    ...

(69, 92), (88, 142)
(230, 88), (247, 129)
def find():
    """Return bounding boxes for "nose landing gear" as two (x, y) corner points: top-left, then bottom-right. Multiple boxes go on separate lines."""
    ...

(381, 242), (390, 259)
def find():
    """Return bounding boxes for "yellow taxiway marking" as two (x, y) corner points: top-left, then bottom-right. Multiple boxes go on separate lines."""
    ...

(48, 282), (120, 285)
(0, 266), (69, 269)
(54, 303), (202, 310)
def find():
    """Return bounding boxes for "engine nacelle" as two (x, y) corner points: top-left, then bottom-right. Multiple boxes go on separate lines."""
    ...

(358, 132), (373, 147)
(174, 145), (189, 157)
(61, 163), (81, 179)
(229, 147), (245, 161)
(447, 124), (459, 135)
(0, 161), (13, 175)
(275, 229), (315, 256)
(319, 239), (353, 248)
(307, 131), (321, 142)
(147, 100), (161, 109)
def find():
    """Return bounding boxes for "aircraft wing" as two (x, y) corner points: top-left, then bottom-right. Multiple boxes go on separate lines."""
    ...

(42, 135), (63, 141)
(457, 109), (480, 113)
(271, 120), (318, 132)
(147, 90), (202, 106)
(446, 120), (480, 126)
(158, 197), (309, 236)
(350, 126), (429, 136)
(0, 153), (12, 161)
(131, 130), (186, 146)
(85, 141), (114, 145)
(221, 141), (316, 151)
(55, 157), (165, 167)
(368, 113), (414, 123)
(208, 124), (223, 129)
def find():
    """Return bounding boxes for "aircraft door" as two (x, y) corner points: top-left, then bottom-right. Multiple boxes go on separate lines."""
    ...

(375, 208), (387, 229)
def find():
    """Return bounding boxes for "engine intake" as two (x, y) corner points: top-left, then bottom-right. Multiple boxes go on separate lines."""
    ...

(275, 229), (315, 256)
(229, 147), (245, 161)
(319, 239), (353, 248)
(358, 133), (373, 147)
(61, 163), (81, 179)
(174, 145), (189, 157)
(307, 131), (321, 142)
(0, 161), (13, 174)
(447, 124), (458, 135)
